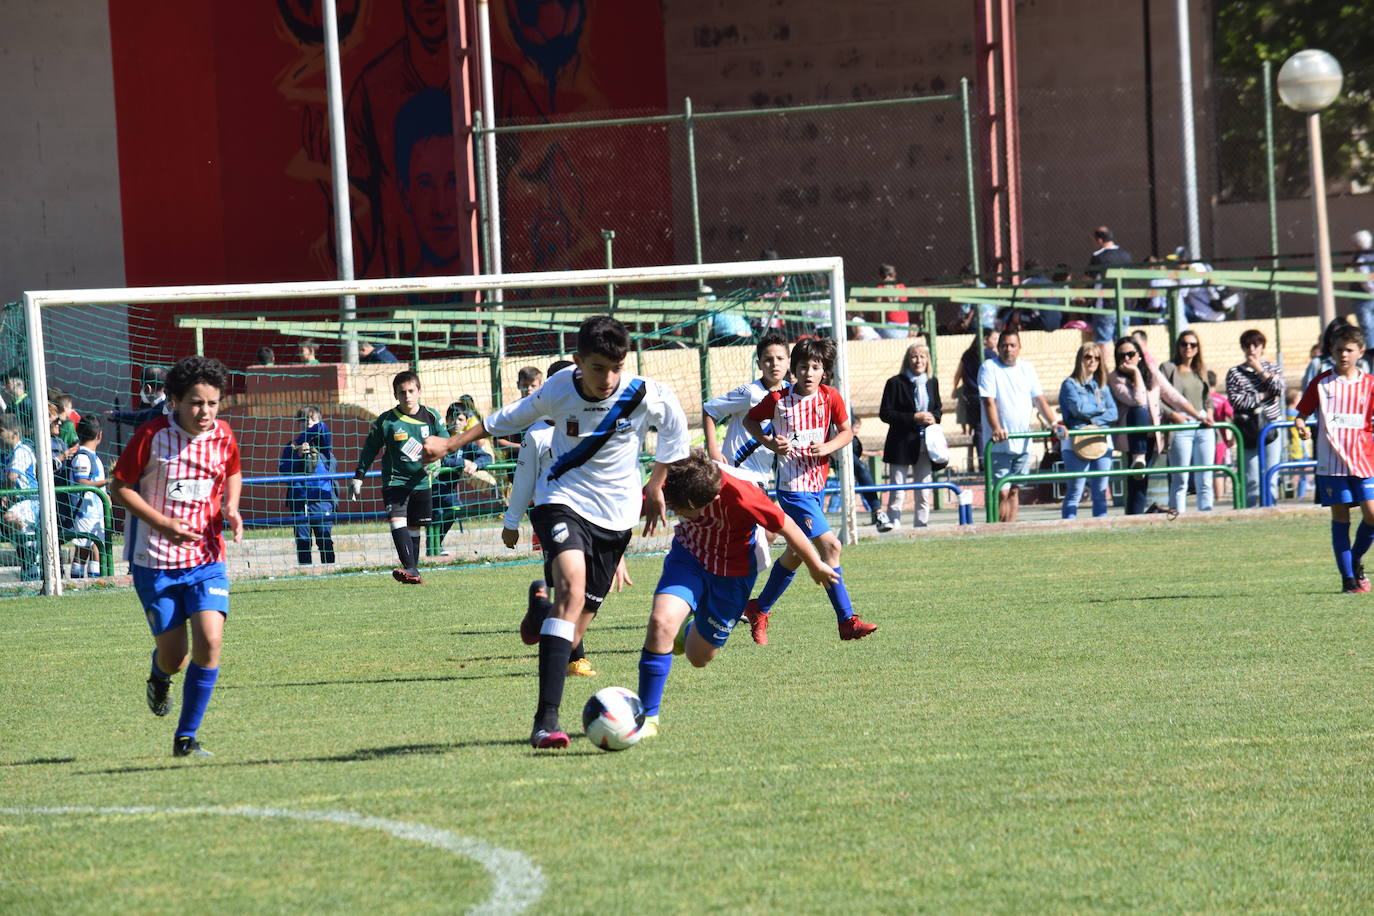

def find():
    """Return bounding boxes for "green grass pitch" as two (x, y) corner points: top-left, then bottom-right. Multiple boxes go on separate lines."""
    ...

(2, 513), (1372, 912)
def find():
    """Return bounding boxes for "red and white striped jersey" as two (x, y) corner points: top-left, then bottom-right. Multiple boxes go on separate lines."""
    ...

(113, 415), (241, 569)
(1296, 370), (1374, 478)
(674, 465), (787, 577)
(746, 384), (849, 492)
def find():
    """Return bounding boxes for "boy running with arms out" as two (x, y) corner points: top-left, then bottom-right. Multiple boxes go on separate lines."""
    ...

(1294, 323), (1374, 594)
(741, 337), (878, 644)
(109, 356), (243, 758)
(702, 329), (791, 487)
(350, 370), (444, 585)
(425, 316), (690, 748)
(638, 449), (838, 737)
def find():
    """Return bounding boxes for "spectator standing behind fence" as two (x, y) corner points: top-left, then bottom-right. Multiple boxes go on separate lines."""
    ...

(67, 416), (107, 579)
(877, 344), (941, 530)
(953, 328), (994, 469)
(106, 366), (167, 430)
(359, 341), (399, 363)
(874, 263), (911, 339)
(279, 406), (336, 565)
(1284, 389), (1312, 499)
(1226, 328), (1286, 508)
(1108, 337), (1205, 515)
(298, 339), (321, 365)
(1293, 322), (1374, 594)
(1158, 331), (1216, 514)
(1209, 371), (1235, 501)
(255, 347), (275, 366)
(1058, 343), (1117, 519)
(979, 329), (1064, 523)
(1087, 226), (1134, 344)
(1303, 319), (1371, 392)
(1, 413), (40, 579)
(1348, 230), (1374, 337)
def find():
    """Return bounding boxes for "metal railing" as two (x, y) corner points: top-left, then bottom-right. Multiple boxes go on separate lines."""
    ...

(0, 484), (115, 577)
(982, 423), (1246, 522)
(1258, 419), (1315, 507)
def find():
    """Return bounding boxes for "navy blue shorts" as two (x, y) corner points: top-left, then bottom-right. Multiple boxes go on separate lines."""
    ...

(1316, 474), (1374, 507)
(655, 544), (758, 648)
(133, 562), (230, 636)
(776, 489), (830, 539)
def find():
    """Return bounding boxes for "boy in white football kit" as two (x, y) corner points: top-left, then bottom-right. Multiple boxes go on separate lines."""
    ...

(109, 356), (243, 758)
(67, 416), (108, 578)
(1293, 323), (1374, 594)
(741, 336), (878, 643)
(427, 317), (690, 749)
(702, 329), (790, 486)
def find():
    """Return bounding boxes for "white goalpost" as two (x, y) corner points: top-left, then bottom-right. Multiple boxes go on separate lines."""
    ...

(20, 256), (855, 595)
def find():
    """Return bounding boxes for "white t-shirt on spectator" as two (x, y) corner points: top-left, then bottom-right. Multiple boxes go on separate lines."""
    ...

(977, 358), (1043, 455)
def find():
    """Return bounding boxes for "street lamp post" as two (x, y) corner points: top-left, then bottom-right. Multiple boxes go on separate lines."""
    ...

(1276, 49), (1344, 329)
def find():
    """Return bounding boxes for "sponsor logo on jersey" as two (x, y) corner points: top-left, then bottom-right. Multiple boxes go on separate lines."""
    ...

(393, 430), (409, 440)
(167, 478), (213, 501)
(208, 586), (229, 597)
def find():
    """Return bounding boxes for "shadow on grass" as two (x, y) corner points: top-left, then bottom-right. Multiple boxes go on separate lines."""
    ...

(2, 757), (77, 767)
(83, 738), (530, 775)
(1086, 593), (1232, 603)
(453, 622), (644, 637)
(221, 670), (526, 690)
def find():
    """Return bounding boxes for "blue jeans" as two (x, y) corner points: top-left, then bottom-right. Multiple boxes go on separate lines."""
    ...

(1092, 311), (1117, 343)
(1243, 434), (1284, 507)
(1062, 447), (1113, 518)
(1167, 427), (1215, 513)
(292, 499), (335, 564)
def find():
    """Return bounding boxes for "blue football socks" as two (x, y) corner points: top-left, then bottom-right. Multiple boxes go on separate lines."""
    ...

(638, 649), (673, 718)
(1353, 522), (1374, 567)
(1331, 521), (1354, 579)
(825, 566), (854, 622)
(175, 663), (219, 739)
(755, 561), (797, 614)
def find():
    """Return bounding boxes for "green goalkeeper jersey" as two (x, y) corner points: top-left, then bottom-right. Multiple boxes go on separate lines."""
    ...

(354, 405), (444, 490)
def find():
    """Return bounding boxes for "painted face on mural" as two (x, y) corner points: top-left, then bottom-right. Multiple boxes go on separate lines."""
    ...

(402, 135), (460, 265)
(403, 0), (447, 45)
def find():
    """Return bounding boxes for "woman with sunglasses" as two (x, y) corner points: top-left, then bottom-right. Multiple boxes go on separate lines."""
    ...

(1158, 332), (1217, 513)
(1058, 343), (1117, 518)
(1109, 338), (1209, 514)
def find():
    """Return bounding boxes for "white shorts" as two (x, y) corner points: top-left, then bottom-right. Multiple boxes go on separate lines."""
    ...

(71, 501), (104, 548)
(6, 498), (37, 531)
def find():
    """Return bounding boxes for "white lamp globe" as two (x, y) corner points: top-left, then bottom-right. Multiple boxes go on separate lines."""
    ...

(1277, 50), (1343, 113)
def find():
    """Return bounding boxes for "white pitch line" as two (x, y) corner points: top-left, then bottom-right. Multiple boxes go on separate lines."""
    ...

(0, 805), (545, 915)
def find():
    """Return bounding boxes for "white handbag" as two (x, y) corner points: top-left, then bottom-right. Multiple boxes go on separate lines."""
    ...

(923, 423), (949, 470)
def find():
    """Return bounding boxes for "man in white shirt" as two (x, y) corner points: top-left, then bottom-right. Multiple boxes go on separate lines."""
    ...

(979, 329), (1063, 522)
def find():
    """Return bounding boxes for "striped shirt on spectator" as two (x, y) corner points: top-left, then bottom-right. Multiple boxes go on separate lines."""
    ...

(1295, 370), (1374, 478)
(113, 415), (240, 569)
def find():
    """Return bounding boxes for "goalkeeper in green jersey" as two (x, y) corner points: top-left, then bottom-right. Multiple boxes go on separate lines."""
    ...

(350, 370), (444, 584)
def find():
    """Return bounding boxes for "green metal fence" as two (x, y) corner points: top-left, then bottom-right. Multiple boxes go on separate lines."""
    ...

(982, 423), (1246, 523)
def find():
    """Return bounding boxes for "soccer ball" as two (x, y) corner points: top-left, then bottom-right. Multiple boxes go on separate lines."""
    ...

(582, 687), (645, 751)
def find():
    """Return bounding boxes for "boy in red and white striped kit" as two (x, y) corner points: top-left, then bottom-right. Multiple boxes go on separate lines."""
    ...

(741, 337), (878, 642)
(110, 355), (243, 757)
(636, 449), (839, 737)
(1295, 323), (1374, 594)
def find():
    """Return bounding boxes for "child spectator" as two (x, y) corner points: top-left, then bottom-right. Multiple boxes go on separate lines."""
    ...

(279, 405), (336, 565)
(874, 263), (911, 339)
(298, 339), (320, 364)
(1208, 370), (1234, 501)
(0, 413), (40, 580)
(255, 346), (276, 366)
(109, 355), (243, 757)
(1293, 323), (1374, 593)
(742, 337), (879, 644)
(1285, 389), (1311, 499)
(350, 370), (444, 585)
(495, 366), (545, 457)
(636, 449), (839, 738)
(424, 316), (690, 748)
(67, 416), (107, 579)
(446, 396), (494, 469)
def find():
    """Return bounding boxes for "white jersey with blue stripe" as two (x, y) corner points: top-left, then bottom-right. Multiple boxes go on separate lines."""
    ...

(484, 366), (690, 531)
(703, 379), (777, 486)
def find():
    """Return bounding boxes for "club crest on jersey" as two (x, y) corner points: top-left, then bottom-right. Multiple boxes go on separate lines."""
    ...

(566, 418), (579, 437)
(614, 418), (633, 433)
